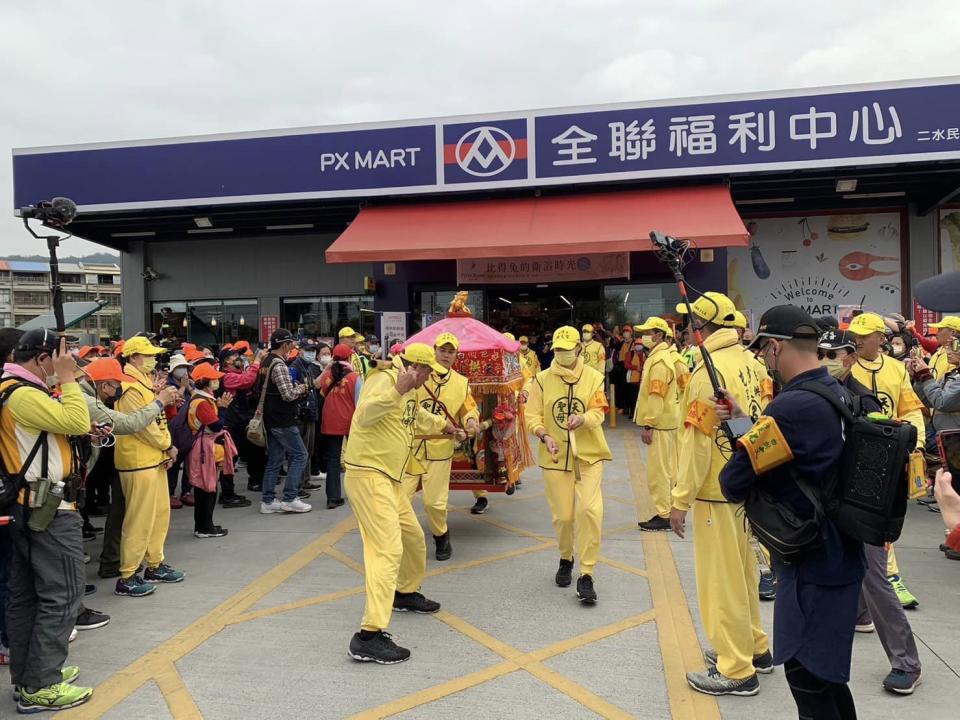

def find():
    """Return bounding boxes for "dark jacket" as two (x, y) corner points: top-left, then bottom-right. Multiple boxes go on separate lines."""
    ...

(289, 357), (322, 422)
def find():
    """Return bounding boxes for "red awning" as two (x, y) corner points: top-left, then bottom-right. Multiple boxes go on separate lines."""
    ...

(325, 185), (747, 263)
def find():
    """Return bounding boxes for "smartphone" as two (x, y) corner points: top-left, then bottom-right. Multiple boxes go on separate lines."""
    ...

(937, 429), (960, 495)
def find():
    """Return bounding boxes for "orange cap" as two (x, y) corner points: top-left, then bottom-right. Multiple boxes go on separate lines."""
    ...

(222, 343), (234, 351)
(191, 363), (225, 382)
(77, 346), (94, 359)
(112, 340), (125, 357)
(85, 358), (136, 384)
(232, 340), (253, 356)
(184, 348), (205, 363)
(181, 343), (197, 352)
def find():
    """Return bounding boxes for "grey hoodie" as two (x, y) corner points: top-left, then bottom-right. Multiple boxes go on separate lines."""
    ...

(81, 380), (163, 469)
(916, 371), (960, 432)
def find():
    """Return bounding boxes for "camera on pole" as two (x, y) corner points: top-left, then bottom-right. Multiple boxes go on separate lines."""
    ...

(20, 197), (79, 334)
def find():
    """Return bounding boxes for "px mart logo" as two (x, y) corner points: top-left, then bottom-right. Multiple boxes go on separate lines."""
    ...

(442, 119), (528, 184)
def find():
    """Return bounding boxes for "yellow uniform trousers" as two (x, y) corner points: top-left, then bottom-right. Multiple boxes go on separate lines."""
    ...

(543, 461), (603, 576)
(119, 466), (171, 578)
(345, 468), (427, 631)
(401, 458), (453, 536)
(693, 500), (769, 680)
(633, 429), (677, 520)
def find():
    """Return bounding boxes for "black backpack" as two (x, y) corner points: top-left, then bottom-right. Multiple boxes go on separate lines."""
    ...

(0, 382), (48, 512)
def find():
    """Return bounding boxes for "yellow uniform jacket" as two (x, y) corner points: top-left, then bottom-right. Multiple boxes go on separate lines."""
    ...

(412, 369), (479, 464)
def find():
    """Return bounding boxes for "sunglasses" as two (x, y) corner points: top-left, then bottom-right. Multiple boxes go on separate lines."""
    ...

(817, 349), (849, 360)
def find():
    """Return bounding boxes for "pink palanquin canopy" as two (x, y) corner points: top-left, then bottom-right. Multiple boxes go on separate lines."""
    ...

(403, 316), (521, 354)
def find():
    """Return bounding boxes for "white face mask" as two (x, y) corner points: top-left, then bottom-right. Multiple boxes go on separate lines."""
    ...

(318, 354), (332, 366)
(554, 349), (577, 366)
(172, 367), (188, 380)
(582, 332), (593, 342)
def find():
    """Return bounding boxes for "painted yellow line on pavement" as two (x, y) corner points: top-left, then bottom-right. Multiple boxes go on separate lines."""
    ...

(524, 661), (635, 720)
(229, 586), (366, 625)
(423, 539), (554, 578)
(598, 555), (648, 578)
(325, 545), (366, 574)
(449, 507), (552, 542)
(155, 663), (203, 719)
(530, 609), (656, 662)
(624, 433), (721, 720)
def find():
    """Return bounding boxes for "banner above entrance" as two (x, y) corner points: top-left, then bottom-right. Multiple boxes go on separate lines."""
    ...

(457, 253), (629, 285)
(13, 78), (960, 212)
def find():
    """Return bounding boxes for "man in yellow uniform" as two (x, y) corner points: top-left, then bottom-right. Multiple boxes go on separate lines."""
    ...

(581, 324), (607, 376)
(670, 293), (771, 696)
(526, 326), (611, 604)
(344, 343), (455, 664)
(848, 312), (926, 609)
(402, 333), (479, 561)
(339, 326), (366, 377)
(632, 317), (688, 531)
(115, 336), (185, 596)
(927, 316), (960, 380)
(518, 335), (541, 380)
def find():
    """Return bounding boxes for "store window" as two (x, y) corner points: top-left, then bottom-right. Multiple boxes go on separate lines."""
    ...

(281, 295), (373, 342)
(151, 300), (259, 347)
(603, 283), (682, 330)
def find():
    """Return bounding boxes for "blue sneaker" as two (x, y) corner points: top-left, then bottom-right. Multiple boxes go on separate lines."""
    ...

(144, 563), (185, 584)
(114, 575), (156, 597)
(758, 572), (776, 601)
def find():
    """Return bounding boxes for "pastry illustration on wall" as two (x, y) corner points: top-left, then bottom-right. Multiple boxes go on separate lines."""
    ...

(827, 215), (870, 242)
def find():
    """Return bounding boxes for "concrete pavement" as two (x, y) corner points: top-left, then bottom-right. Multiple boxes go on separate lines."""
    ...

(14, 426), (958, 719)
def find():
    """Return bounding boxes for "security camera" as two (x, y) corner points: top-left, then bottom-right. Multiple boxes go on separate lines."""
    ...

(141, 267), (160, 282)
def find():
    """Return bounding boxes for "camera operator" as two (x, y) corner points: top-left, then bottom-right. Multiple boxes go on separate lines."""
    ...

(1, 330), (95, 712)
(719, 307), (864, 719)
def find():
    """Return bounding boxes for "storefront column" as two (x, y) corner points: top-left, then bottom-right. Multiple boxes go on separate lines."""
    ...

(908, 204), (938, 301)
(120, 240), (147, 336)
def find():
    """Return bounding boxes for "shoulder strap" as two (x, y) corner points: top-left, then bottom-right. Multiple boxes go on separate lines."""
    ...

(793, 381), (856, 423)
(0, 381), (48, 483)
(255, 358), (279, 414)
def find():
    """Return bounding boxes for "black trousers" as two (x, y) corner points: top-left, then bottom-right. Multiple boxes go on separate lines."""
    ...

(99, 471), (126, 576)
(167, 458), (191, 497)
(785, 659), (857, 720)
(320, 433), (344, 501)
(7, 508), (84, 690)
(229, 425), (265, 487)
(193, 487), (217, 532)
(86, 444), (114, 508)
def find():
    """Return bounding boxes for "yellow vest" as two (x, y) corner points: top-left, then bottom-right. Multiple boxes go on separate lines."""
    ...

(930, 347), (957, 381)
(115, 364), (171, 472)
(582, 340), (606, 375)
(679, 328), (766, 502)
(519, 349), (541, 380)
(527, 362), (612, 470)
(849, 354), (924, 420)
(350, 352), (365, 377)
(413, 369), (479, 463)
(344, 360), (447, 482)
(636, 343), (685, 430)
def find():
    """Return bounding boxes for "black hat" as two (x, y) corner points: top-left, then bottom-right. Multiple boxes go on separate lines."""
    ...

(299, 339), (319, 351)
(916, 272), (960, 312)
(747, 305), (821, 349)
(818, 329), (856, 351)
(270, 328), (295, 348)
(365, 335), (379, 343)
(16, 328), (61, 354)
(218, 347), (239, 363)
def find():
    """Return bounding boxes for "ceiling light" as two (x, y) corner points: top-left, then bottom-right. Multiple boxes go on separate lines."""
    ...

(623, 292), (630, 306)
(835, 179), (858, 193)
(842, 191), (906, 199)
(265, 223), (315, 230)
(187, 227), (233, 234)
(110, 231), (156, 238)
(193, 217), (213, 228)
(239, 316), (245, 326)
(735, 197), (795, 205)
(559, 295), (573, 308)
(498, 297), (512, 305)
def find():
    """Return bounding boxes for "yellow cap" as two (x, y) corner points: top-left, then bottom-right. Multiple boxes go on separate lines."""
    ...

(503, 332), (516, 342)
(518, 335), (529, 343)
(929, 315), (960, 332)
(121, 336), (167, 357)
(727, 310), (748, 330)
(553, 326), (581, 350)
(339, 326), (357, 339)
(634, 317), (673, 337)
(675, 292), (736, 325)
(434, 332), (460, 350)
(400, 343), (446, 374)
(847, 312), (887, 336)
(582, 324), (594, 333)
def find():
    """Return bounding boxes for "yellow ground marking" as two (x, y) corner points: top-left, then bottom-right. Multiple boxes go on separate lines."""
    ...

(449, 489), (547, 507)
(353, 609), (656, 719)
(63, 514), (358, 719)
(605, 521), (643, 536)
(154, 662), (203, 720)
(448, 505), (552, 542)
(624, 433), (721, 720)
(325, 545), (366, 574)
(597, 555), (648, 578)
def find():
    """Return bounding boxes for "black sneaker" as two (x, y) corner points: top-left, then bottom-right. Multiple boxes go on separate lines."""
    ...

(75, 607), (111, 631)
(576, 574), (598, 604)
(704, 648), (774, 675)
(555, 558), (574, 587)
(82, 528), (97, 542)
(98, 567), (120, 579)
(393, 591), (441, 614)
(639, 515), (672, 532)
(326, 499), (346, 509)
(758, 573), (777, 601)
(470, 496), (488, 514)
(87, 506), (109, 517)
(301, 480), (323, 490)
(687, 667), (759, 696)
(297, 489), (311, 500)
(434, 532), (452, 562)
(82, 522), (103, 534)
(84, 584), (96, 596)
(349, 631), (411, 664)
(247, 483), (262, 492)
(220, 495), (251, 509)
(194, 526), (229, 538)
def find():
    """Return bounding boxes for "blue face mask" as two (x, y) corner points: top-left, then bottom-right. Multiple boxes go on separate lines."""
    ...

(302, 351), (317, 363)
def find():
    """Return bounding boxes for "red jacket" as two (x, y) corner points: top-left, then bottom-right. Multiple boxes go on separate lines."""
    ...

(909, 326), (939, 354)
(318, 363), (361, 436)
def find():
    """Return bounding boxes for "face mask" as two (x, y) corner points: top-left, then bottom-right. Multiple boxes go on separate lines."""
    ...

(640, 336), (656, 350)
(623, 333), (633, 341)
(764, 346), (785, 388)
(520, 344), (529, 352)
(141, 357), (158, 374)
(369, 345), (380, 355)
(172, 367), (188, 380)
(318, 354), (332, 367)
(582, 332), (593, 342)
(302, 351), (317, 363)
(45, 373), (60, 389)
(821, 357), (846, 380)
(554, 349), (577, 366)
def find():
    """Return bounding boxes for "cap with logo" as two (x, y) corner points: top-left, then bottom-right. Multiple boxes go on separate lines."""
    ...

(634, 317), (674, 337)
(434, 332), (460, 350)
(847, 312), (888, 337)
(747, 305), (821, 349)
(929, 315), (960, 333)
(84, 358), (137, 384)
(552, 326), (581, 351)
(191, 363), (226, 382)
(400, 343), (446, 374)
(16, 328), (62, 354)
(270, 328), (296, 348)
(675, 292), (737, 325)
(503, 332), (515, 342)
(818, 329), (857, 351)
(121, 336), (167, 358)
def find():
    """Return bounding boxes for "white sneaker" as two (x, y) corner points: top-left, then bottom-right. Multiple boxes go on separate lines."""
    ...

(280, 498), (312, 513)
(260, 500), (283, 514)
(310, 472), (326, 481)
(855, 621), (875, 633)
(69, 627), (78, 643)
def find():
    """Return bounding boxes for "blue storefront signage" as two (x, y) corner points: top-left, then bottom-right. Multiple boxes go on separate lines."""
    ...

(12, 78), (960, 212)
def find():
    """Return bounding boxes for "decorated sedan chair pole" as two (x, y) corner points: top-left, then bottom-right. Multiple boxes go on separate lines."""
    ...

(401, 293), (533, 550)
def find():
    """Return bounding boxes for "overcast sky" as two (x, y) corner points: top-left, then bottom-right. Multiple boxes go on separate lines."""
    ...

(2, 0), (959, 256)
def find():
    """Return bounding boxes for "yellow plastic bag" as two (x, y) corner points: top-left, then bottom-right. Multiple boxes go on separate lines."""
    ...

(907, 451), (928, 500)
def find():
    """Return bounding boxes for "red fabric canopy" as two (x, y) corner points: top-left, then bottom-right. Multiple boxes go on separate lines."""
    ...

(325, 185), (747, 263)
